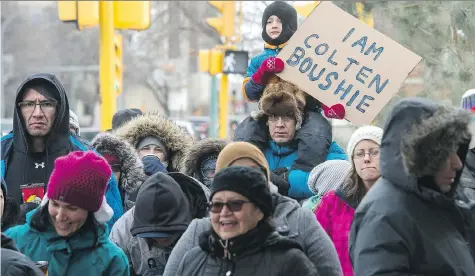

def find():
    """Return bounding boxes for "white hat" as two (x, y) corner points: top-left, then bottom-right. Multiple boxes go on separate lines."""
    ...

(346, 126), (384, 156)
(69, 109), (80, 135)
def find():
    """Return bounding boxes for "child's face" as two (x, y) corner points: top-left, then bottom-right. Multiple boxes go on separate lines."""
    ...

(266, 15), (282, 40)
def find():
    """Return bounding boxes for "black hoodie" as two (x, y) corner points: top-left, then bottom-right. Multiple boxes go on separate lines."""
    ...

(349, 98), (475, 276)
(130, 172), (191, 236)
(2, 74), (75, 204)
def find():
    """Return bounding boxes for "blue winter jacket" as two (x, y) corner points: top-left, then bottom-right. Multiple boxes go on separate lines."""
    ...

(5, 209), (129, 276)
(242, 43), (286, 102)
(0, 73), (123, 230)
(264, 141), (347, 199)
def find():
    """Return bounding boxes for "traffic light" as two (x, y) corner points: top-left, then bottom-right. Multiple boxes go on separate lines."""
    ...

(76, 1), (99, 30)
(114, 1), (151, 30)
(355, 2), (374, 28)
(114, 34), (123, 95)
(199, 50), (210, 73)
(294, 1), (320, 17)
(57, 1), (76, 22)
(209, 49), (223, 76)
(206, 1), (236, 37)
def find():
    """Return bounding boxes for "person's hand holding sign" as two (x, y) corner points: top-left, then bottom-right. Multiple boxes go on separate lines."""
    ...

(321, 103), (346, 120)
(252, 57), (285, 85)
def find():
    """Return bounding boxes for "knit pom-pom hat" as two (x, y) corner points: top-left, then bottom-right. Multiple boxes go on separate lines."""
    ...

(346, 126), (384, 157)
(46, 151), (112, 212)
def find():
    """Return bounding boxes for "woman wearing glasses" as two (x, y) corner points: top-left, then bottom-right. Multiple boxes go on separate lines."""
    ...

(175, 166), (317, 276)
(315, 126), (383, 276)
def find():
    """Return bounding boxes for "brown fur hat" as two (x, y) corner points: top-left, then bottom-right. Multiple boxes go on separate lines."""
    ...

(252, 80), (306, 130)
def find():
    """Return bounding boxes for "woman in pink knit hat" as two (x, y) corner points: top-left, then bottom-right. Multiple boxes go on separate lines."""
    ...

(4, 151), (129, 275)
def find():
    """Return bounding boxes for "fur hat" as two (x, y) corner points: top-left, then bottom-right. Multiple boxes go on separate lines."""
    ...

(182, 138), (229, 182)
(91, 132), (147, 194)
(115, 112), (193, 172)
(253, 80), (306, 130)
(402, 105), (472, 178)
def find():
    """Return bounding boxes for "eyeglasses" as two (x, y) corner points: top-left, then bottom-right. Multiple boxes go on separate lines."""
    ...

(268, 115), (294, 122)
(208, 200), (251, 213)
(18, 101), (57, 113)
(353, 148), (380, 159)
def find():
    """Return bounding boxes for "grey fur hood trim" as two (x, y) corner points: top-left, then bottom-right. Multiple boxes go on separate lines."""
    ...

(182, 138), (229, 179)
(402, 105), (472, 178)
(114, 112), (193, 172)
(91, 132), (146, 194)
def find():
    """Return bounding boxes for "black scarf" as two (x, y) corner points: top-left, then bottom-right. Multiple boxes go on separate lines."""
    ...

(199, 220), (274, 260)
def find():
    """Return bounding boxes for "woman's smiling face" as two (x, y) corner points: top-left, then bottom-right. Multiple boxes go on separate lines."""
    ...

(48, 199), (88, 237)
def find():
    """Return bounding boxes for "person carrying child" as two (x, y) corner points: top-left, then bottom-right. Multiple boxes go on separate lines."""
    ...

(235, 1), (347, 200)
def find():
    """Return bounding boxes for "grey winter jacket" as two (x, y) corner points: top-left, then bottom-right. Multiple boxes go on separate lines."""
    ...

(350, 98), (475, 276)
(109, 207), (172, 276)
(164, 193), (342, 276)
(110, 172), (210, 276)
(1, 234), (43, 276)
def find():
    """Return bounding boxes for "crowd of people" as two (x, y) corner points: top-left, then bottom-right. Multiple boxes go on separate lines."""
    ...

(2, 1), (475, 275)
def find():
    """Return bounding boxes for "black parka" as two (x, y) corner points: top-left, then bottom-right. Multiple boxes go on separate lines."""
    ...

(349, 98), (475, 276)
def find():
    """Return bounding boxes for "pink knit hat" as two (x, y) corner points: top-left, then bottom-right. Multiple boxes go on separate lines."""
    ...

(47, 151), (112, 212)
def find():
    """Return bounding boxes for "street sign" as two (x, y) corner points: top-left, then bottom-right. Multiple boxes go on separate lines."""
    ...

(223, 50), (248, 75)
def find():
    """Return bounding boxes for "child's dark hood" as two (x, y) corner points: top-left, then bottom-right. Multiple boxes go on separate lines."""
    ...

(130, 172), (191, 236)
(380, 98), (471, 204)
(261, 1), (298, 46)
(13, 73), (71, 154)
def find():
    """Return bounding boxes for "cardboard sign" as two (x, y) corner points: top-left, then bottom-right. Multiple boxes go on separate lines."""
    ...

(276, 1), (422, 126)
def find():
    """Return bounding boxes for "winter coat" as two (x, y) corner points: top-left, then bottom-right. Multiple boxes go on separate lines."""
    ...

(349, 98), (475, 276)
(164, 192), (343, 276)
(115, 113), (193, 173)
(181, 138), (228, 184)
(5, 209), (129, 276)
(460, 149), (475, 201)
(243, 42), (286, 101)
(175, 221), (318, 276)
(110, 172), (210, 276)
(316, 190), (356, 276)
(0, 73), (123, 229)
(264, 140), (347, 199)
(91, 132), (147, 210)
(1, 233), (44, 276)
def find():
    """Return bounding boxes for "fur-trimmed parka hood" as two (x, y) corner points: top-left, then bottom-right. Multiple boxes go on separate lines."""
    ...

(381, 98), (471, 201)
(91, 132), (147, 194)
(252, 80), (306, 130)
(114, 113), (193, 172)
(182, 138), (229, 181)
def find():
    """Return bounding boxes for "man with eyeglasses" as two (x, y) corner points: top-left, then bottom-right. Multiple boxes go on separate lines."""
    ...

(254, 81), (347, 200)
(0, 73), (124, 229)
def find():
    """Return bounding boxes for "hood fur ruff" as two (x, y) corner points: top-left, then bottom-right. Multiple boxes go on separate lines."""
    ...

(182, 138), (229, 179)
(252, 80), (306, 130)
(91, 132), (146, 194)
(402, 105), (472, 178)
(114, 112), (193, 172)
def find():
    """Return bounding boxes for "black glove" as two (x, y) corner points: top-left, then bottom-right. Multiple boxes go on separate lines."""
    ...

(270, 171), (290, 196)
(273, 167), (288, 177)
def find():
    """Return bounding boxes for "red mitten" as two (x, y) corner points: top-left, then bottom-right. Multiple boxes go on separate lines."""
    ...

(322, 104), (345, 120)
(251, 57), (285, 85)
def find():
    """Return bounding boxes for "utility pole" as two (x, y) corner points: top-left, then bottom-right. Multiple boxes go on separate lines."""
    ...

(99, 1), (116, 131)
